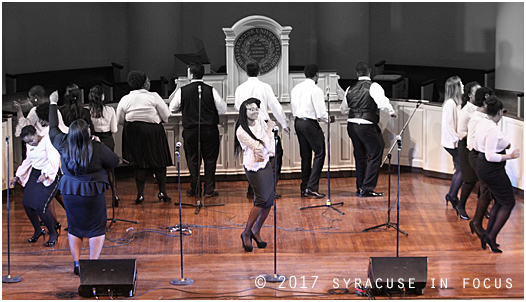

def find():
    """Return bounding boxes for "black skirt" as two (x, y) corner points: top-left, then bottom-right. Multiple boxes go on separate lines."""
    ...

(458, 139), (478, 183)
(245, 162), (274, 208)
(63, 193), (107, 238)
(94, 131), (115, 152)
(22, 168), (60, 212)
(476, 153), (515, 207)
(122, 121), (173, 169)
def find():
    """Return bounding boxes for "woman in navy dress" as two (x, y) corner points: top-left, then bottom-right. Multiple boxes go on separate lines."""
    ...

(49, 91), (119, 275)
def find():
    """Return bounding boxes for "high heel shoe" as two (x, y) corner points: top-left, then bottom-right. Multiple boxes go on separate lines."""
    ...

(469, 221), (484, 239)
(28, 229), (45, 243)
(481, 234), (487, 250)
(240, 234), (253, 252)
(158, 192), (172, 202)
(251, 231), (267, 249)
(483, 236), (502, 253)
(45, 235), (58, 247)
(445, 194), (458, 209)
(455, 207), (470, 220)
(114, 196), (120, 207)
(55, 222), (62, 236)
(73, 261), (80, 276)
(135, 195), (144, 205)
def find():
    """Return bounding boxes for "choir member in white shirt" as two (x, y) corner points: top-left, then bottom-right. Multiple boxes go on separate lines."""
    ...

(467, 87), (494, 238)
(235, 98), (275, 252)
(234, 61), (290, 199)
(441, 76), (464, 214)
(340, 61), (397, 197)
(10, 125), (61, 247)
(475, 96), (520, 253)
(89, 85), (120, 205)
(291, 64), (333, 199)
(117, 71), (173, 204)
(456, 81), (481, 220)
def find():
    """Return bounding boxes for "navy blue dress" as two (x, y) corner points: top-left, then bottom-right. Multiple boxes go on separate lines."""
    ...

(49, 104), (119, 238)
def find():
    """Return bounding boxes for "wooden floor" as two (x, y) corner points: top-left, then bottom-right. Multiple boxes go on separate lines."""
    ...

(2, 170), (524, 299)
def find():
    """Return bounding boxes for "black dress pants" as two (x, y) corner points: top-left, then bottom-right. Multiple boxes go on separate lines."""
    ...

(183, 125), (220, 195)
(347, 122), (385, 192)
(294, 118), (325, 192)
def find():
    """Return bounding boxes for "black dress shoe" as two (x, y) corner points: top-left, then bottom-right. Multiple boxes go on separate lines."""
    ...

(186, 189), (196, 197)
(300, 190), (306, 198)
(204, 191), (219, 198)
(158, 192), (172, 202)
(358, 189), (383, 197)
(275, 193), (281, 199)
(135, 196), (144, 205)
(28, 229), (46, 243)
(251, 231), (267, 249)
(73, 261), (80, 276)
(304, 189), (325, 199)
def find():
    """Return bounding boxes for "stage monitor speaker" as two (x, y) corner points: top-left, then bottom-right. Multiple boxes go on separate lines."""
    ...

(367, 257), (427, 296)
(78, 259), (137, 298)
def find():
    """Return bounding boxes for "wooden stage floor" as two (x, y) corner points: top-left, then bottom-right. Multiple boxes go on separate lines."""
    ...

(2, 170), (524, 300)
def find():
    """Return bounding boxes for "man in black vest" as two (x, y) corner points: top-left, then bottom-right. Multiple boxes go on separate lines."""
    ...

(340, 62), (397, 197)
(169, 62), (227, 197)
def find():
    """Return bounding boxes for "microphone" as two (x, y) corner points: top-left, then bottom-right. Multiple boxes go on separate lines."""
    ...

(325, 86), (330, 101)
(198, 85), (202, 95)
(396, 135), (402, 149)
(272, 126), (279, 138)
(175, 142), (182, 155)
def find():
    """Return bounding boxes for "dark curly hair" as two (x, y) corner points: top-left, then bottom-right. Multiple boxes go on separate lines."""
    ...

(127, 70), (147, 90)
(35, 103), (50, 122)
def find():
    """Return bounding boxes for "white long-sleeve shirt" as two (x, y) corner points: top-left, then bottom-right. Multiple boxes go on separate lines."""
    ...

(234, 77), (288, 128)
(168, 80), (227, 114)
(441, 98), (460, 149)
(467, 109), (486, 151)
(15, 106), (68, 137)
(15, 134), (60, 187)
(116, 89), (171, 124)
(91, 106), (118, 133)
(458, 102), (477, 140)
(475, 117), (510, 162)
(236, 114), (275, 172)
(291, 78), (329, 122)
(340, 76), (396, 124)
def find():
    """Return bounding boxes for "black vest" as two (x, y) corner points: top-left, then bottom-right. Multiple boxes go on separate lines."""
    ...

(180, 82), (219, 128)
(346, 80), (380, 124)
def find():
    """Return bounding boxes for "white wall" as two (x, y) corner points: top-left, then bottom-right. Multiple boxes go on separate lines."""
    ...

(495, 2), (524, 92)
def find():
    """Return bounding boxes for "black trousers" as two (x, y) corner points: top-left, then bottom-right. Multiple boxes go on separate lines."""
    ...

(183, 125), (220, 195)
(294, 118), (325, 192)
(347, 122), (385, 192)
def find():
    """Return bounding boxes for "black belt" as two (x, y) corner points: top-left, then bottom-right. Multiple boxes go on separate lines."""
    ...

(295, 117), (317, 122)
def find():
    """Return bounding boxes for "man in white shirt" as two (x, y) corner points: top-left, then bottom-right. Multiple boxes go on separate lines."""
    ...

(340, 62), (397, 197)
(169, 62), (227, 198)
(291, 64), (332, 198)
(235, 61), (289, 199)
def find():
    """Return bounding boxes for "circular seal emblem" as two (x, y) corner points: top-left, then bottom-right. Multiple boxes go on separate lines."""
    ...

(234, 28), (282, 75)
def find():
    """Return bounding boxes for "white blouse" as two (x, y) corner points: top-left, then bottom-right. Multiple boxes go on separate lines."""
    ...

(441, 98), (460, 149)
(467, 110), (486, 151)
(116, 89), (171, 125)
(457, 102), (477, 140)
(475, 117), (510, 162)
(91, 106), (118, 133)
(15, 134), (61, 187)
(236, 115), (275, 172)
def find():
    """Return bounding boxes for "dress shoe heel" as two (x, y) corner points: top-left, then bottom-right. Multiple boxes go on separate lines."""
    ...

(251, 232), (267, 249)
(484, 236), (502, 253)
(55, 222), (62, 236)
(135, 196), (144, 205)
(158, 192), (172, 202)
(28, 229), (46, 243)
(73, 261), (80, 276)
(481, 234), (487, 250)
(456, 207), (470, 220)
(445, 194), (458, 209)
(114, 196), (120, 207)
(45, 235), (58, 247)
(304, 189), (325, 199)
(240, 234), (253, 252)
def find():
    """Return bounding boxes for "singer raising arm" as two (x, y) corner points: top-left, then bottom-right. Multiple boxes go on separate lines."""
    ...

(235, 98), (275, 252)
(49, 91), (119, 275)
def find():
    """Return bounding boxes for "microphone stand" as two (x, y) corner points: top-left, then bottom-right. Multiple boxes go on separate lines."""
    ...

(300, 88), (344, 214)
(107, 167), (139, 230)
(255, 128), (286, 283)
(181, 84), (224, 214)
(362, 101), (423, 237)
(170, 143), (194, 285)
(2, 137), (22, 283)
